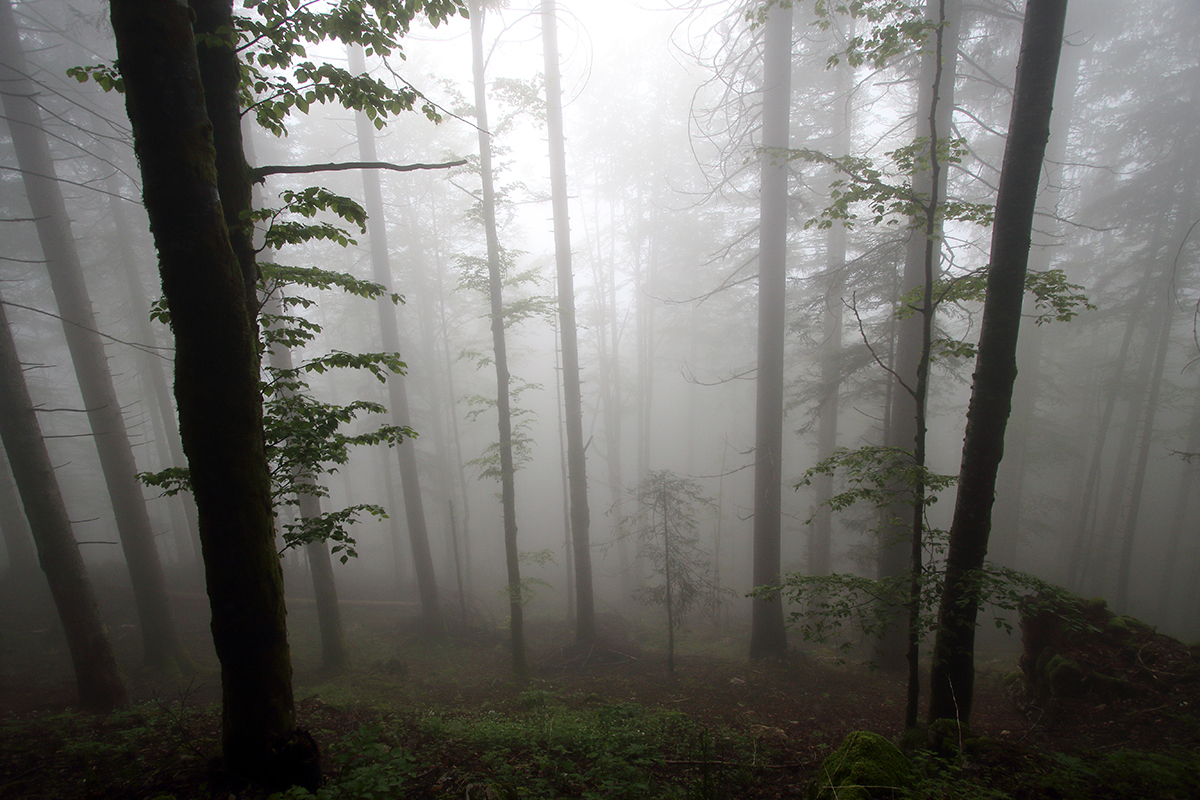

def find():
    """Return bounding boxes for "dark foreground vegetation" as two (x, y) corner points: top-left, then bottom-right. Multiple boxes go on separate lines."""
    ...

(2, 579), (1197, 800)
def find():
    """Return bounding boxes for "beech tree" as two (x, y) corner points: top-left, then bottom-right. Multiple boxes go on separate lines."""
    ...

(109, 2), (314, 786)
(542, 0), (595, 644)
(0, 290), (128, 712)
(0, 0), (184, 671)
(469, 0), (527, 677)
(348, 46), (444, 636)
(748, 0), (793, 662)
(928, 0), (1069, 725)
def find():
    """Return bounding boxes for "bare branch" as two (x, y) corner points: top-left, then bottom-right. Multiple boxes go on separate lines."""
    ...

(253, 158), (467, 181)
(848, 292), (915, 399)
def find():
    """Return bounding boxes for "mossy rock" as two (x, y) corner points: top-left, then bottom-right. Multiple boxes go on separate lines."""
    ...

(1045, 654), (1089, 699)
(810, 730), (912, 800)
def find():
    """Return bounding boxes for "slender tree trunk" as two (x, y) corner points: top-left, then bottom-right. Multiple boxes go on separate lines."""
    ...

(378, 446), (408, 589)
(810, 27), (853, 578)
(107, 178), (203, 569)
(542, 0), (594, 643)
(0, 293), (129, 711)
(555, 313), (576, 623)
(430, 207), (473, 590)
(749, 1), (793, 661)
(1114, 282), (1173, 612)
(110, 4), (312, 786)
(0, 445), (36, 580)
(264, 304), (347, 674)
(662, 491), (675, 675)
(348, 46), (443, 637)
(988, 32), (1082, 569)
(1085, 304), (1160, 593)
(1064, 267), (1153, 591)
(301, 496), (347, 673)
(1156, 373), (1200, 622)
(0, 0), (183, 670)
(877, 0), (962, 674)
(469, 1), (527, 677)
(928, 0), (1068, 725)
(448, 500), (468, 627)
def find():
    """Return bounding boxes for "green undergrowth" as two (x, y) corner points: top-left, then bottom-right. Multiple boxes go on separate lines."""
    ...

(0, 700), (220, 798)
(275, 694), (762, 800)
(897, 740), (1200, 800)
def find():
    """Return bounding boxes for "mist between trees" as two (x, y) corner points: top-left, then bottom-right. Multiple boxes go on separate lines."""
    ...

(0, 0), (1197, 787)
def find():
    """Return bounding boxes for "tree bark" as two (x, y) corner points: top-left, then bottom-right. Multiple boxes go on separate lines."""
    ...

(988, 31), (1083, 570)
(190, 0), (258, 308)
(749, 1), (792, 661)
(0, 443), (37, 580)
(928, 0), (1068, 725)
(0, 293), (128, 711)
(877, 0), (962, 674)
(811, 45), (853, 577)
(348, 46), (444, 637)
(0, 0), (183, 670)
(107, 177), (203, 569)
(469, 0), (527, 677)
(264, 301), (347, 674)
(110, 2), (311, 786)
(542, 0), (595, 644)
(1114, 279), (1173, 612)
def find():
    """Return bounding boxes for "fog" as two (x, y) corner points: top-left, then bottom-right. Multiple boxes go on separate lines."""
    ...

(2, 0), (1199, 684)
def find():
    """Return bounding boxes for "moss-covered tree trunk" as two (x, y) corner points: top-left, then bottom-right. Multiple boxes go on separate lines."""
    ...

(110, 1), (312, 787)
(0, 0), (183, 671)
(0, 293), (128, 712)
(928, 0), (1068, 725)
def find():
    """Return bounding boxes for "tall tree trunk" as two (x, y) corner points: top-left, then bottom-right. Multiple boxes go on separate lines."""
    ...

(1084, 302), (1160, 593)
(107, 177), (203, 569)
(589, 201), (630, 596)
(110, 4), (313, 786)
(469, 0), (527, 678)
(377, 446), (408, 589)
(348, 46), (443, 637)
(1064, 265), (1153, 591)
(877, 0), (962, 675)
(749, 1), (793, 661)
(264, 299), (347, 674)
(662, 491), (675, 675)
(0, 0), (183, 670)
(1114, 278), (1173, 612)
(0, 445), (36, 580)
(988, 30), (1083, 569)
(542, 0), (594, 643)
(301, 497), (347, 673)
(0, 292), (128, 711)
(928, 0), (1068, 725)
(811, 47), (853, 577)
(190, 0), (257, 307)
(1156, 374), (1200, 623)
(430, 206), (473, 590)
(555, 315), (576, 623)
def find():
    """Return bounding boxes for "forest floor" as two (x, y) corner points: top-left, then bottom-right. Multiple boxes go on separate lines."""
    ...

(1, 570), (1198, 799)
